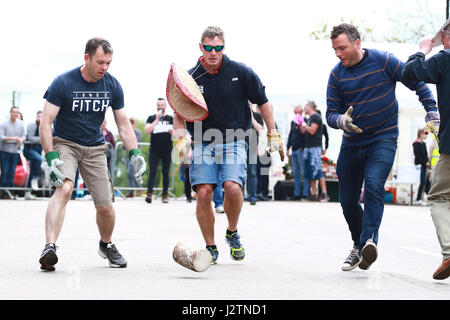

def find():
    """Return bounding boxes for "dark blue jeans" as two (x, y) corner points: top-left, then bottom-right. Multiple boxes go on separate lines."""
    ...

(23, 147), (42, 188)
(417, 165), (427, 201)
(291, 148), (309, 197)
(0, 151), (19, 188)
(246, 162), (258, 202)
(336, 139), (397, 252)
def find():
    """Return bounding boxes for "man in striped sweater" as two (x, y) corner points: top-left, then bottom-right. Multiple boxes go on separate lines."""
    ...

(326, 23), (438, 272)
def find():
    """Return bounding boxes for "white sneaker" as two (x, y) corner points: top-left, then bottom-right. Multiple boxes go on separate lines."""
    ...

(215, 206), (225, 214)
(31, 178), (39, 191)
(25, 191), (36, 200)
(416, 200), (428, 206)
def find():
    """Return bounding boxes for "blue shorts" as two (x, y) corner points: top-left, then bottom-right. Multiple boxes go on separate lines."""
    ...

(189, 140), (247, 191)
(304, 146), (324, 180)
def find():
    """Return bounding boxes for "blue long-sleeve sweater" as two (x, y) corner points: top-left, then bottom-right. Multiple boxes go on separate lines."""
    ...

(326, 48), (437, 146)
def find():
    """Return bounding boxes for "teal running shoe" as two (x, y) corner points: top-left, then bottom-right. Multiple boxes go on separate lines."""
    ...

(225, 230), (245, 261)
(206, 246), (219, 264)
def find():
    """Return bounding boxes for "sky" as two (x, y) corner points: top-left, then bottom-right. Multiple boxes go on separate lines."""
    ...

(0, 0), (446, 162)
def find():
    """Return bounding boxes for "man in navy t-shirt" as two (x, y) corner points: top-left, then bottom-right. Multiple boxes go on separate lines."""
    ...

(38, 38), (146, 271)
(173, 26), (284, 264)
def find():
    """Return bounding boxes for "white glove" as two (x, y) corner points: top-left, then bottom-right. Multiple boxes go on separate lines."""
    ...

(45, 151), (66, 187)
(337, 106), (362, 133)
(129, 149), (146, 185)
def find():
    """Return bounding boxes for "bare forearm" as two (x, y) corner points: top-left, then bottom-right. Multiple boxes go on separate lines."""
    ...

(119, 124), (138, 152)
(39, 122), (54, 154)
(259, 102), (276, 133)
(173, 114), (186, 140)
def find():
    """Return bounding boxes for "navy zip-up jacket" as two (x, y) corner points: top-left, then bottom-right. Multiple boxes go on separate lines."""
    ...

(402, 49), (450, 154)
(187, 55), (268, 143)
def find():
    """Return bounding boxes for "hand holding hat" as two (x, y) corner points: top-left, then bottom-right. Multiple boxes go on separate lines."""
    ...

(175, 137), (191, 162)
(166, 64), (209, 122)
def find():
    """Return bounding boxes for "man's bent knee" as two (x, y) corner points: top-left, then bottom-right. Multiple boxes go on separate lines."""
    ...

(196, 184), (214, 202)
(53, 180), (74, 202)
(223, 181), (242, 198)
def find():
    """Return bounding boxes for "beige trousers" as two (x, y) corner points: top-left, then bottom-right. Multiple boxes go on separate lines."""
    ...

(428, 153), (450, 259)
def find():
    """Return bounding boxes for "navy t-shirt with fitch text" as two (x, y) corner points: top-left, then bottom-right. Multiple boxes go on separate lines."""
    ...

(43, 66), (124, 146)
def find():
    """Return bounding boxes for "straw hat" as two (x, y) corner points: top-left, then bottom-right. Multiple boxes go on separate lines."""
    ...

(433, 17), (450, 47)
(166, 63), (208, 122)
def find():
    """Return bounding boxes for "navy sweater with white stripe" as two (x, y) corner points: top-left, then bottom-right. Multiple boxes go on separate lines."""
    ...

(326, 48), (437, 147)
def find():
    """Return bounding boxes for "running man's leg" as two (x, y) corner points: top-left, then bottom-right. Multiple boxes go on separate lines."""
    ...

(359, 139), (396, 249)
(189, 142), (220, 246)
(96, 206), (116, 243)
(336, 144), (365, 248)
(223, 180), (244, 231)
(44, 180), (74, 243)
(428, 153), (450, 279)
(195, 184), (215, 245)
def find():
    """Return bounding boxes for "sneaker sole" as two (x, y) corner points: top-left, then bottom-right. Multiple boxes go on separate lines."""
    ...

(98, 249), (127, 268)
(359, 243), (377, 270)
(342, 261), (360, 271)
(39, 251), (58, 271)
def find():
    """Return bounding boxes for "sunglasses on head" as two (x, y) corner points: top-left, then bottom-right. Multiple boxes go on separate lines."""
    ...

(202, 44), (224, 52)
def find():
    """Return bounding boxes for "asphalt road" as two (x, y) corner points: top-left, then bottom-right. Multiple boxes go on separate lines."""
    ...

(0, 197), (448, 301)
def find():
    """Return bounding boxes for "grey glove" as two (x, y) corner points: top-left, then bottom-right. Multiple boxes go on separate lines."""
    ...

(337, 106), (362, 133)
(129, 149), (146, 185)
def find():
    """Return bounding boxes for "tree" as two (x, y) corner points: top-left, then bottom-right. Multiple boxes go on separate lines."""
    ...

(309, 0), (445, 43)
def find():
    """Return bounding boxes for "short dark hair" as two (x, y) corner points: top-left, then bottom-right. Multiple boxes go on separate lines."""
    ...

(85, 37), (113, 58)
(10, 106), (19, 112)
(330, 23), (361, 42)
(157, 97), (166, 101)
(201, 26), (225, 43)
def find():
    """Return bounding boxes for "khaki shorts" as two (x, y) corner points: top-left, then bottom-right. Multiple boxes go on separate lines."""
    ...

(53, 136), (114, 207)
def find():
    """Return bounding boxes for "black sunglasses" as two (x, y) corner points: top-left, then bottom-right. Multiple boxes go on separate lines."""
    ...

(202, 44), (224, 52)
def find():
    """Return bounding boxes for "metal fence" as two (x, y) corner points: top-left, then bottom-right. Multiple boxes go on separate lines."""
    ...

(0, 141), (177, 199)
(110, 141), (177, 199)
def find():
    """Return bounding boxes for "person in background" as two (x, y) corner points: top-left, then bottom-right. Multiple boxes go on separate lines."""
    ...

(145, 98), (174, 204)
(24, 110), (43, 200)
(286, 105), (308, 200)
(255, 104), (272, 201)
(0, 106), (25, 199)
(125, 117), (142, 198)
(301, 100), (330, 202)
(101, 119), (116, 178)
(412, 128), (430, 206)
(245, 103), (264, 205)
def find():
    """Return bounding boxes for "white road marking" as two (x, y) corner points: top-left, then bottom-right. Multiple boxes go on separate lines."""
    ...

(402, 246), (441, 258)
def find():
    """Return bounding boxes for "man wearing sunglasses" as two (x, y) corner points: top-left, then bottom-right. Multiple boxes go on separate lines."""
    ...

(173, 26), (283, 264)
(402, 18), (450, 280)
